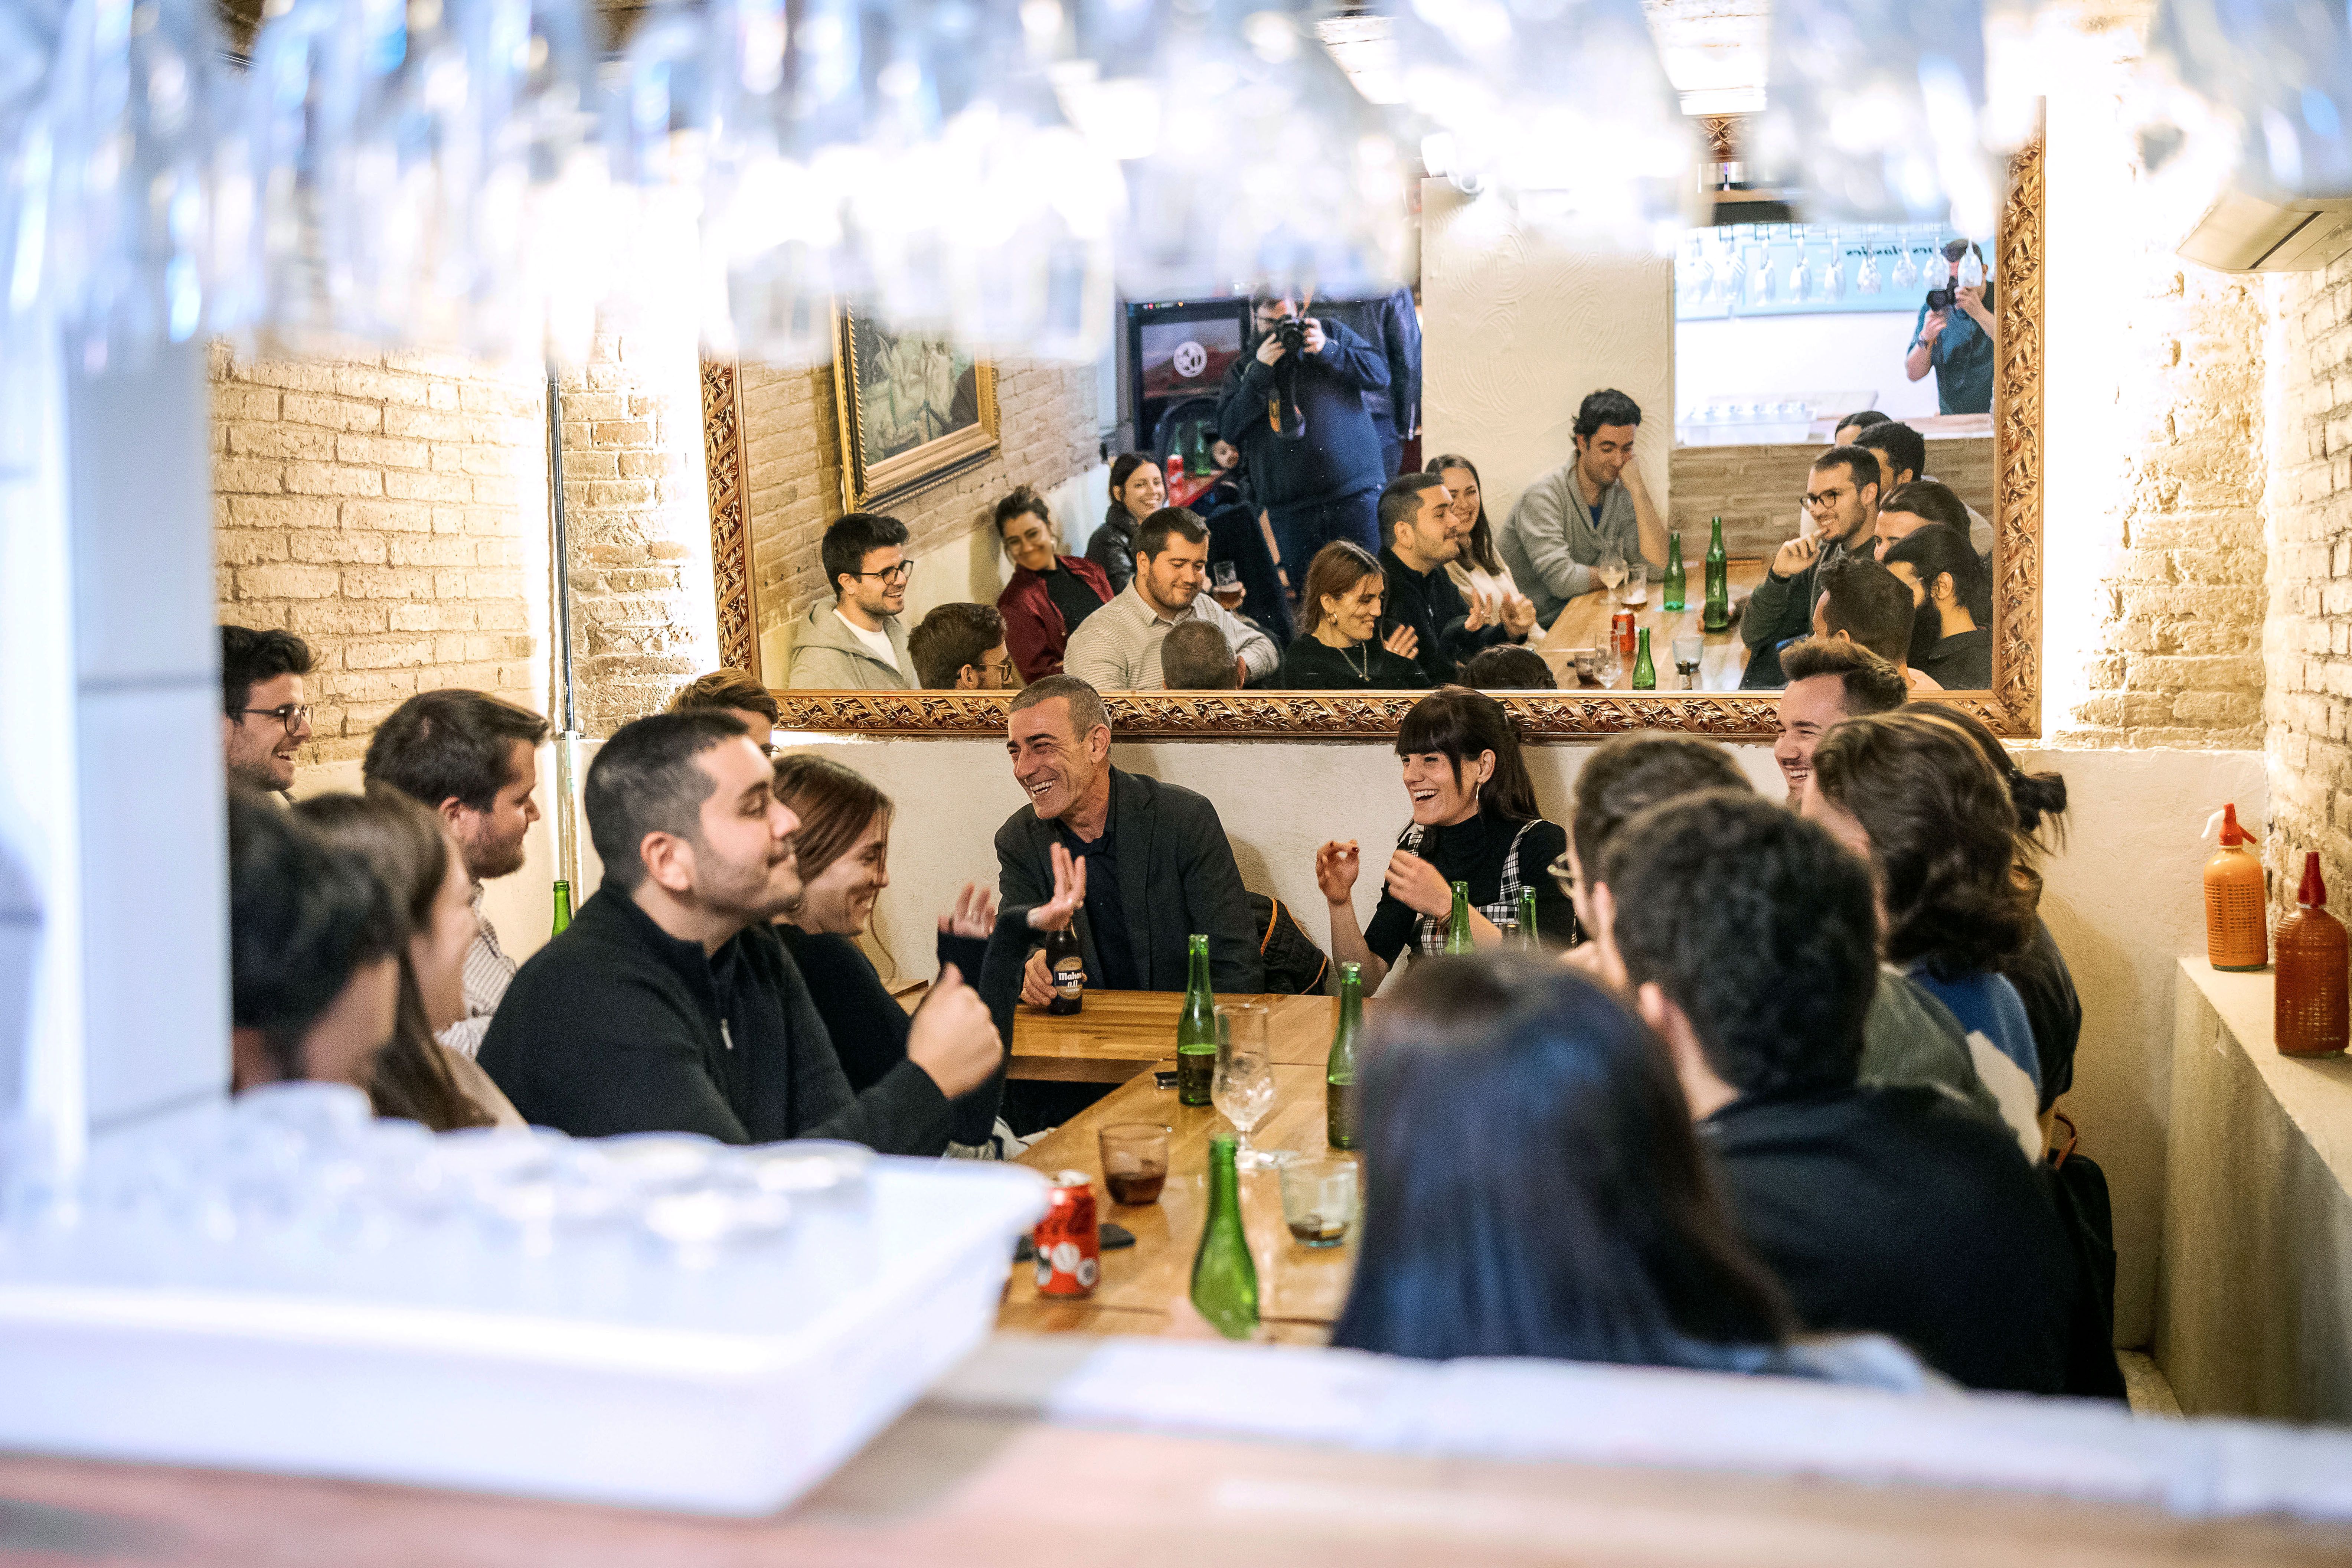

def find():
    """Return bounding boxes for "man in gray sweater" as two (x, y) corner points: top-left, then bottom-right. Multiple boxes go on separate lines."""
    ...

(789, 512), (918, 689)
(1497, 388), (1669, 626)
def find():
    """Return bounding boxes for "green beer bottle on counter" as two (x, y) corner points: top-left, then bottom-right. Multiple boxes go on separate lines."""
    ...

(1662, 530), (1686, 611)
(1175, 933), (1218, 1106)
(550, 879), (572, 936)
(1325, 962), (1364, 1150)
(1518, 886), (1539, 948)
(1443, 881), (1475, 955)
(1631, 626), (1657, 690)
(1190, 1135), (1260, 1339)
(1703, 515), (1730, 631)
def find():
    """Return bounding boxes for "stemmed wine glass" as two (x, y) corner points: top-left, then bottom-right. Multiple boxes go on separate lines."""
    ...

(1595, 551), (1627, 600)
(1213, 1005), (1281, 1171)
(1674, 633), (1705, 690)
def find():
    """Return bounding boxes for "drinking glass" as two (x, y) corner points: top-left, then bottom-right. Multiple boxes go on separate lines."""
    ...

(1212, 561), (1245, 610)
(1098, 1123), (1171, 1206)
(1213, 1005), (1281, 1171)
(1620, 560), (1648, 607)
(1674, 633), (1705, 690)
(1595, 552), (1627, 598)
(1278, 1158), (1358, 1248)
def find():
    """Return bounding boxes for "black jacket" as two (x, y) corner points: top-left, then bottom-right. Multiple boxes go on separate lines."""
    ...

(1379, 546), (1505, 686)
(478, 889), (954, 1153)
(995, 766), (1264, 994)
(777, 925), (1002, 1146)
(1215, 318), (1389, 516)
(1704, 1082), (2120, 1398)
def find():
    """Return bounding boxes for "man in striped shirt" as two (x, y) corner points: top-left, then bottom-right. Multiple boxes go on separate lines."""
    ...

(363, 690), (551, 1058)
(1062, 507), (1278, 692)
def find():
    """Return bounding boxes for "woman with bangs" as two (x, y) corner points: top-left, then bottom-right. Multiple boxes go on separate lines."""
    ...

(1312, 687), (1573, 991)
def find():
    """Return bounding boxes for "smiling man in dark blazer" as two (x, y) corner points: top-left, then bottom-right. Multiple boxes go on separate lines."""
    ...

(995, 676), (1262, 1007)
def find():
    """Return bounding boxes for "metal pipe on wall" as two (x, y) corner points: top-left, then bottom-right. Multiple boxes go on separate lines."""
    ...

(545, 367), (582, 894)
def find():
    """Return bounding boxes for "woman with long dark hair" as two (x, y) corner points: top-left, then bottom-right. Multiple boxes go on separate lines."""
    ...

(1314, 687), (1572, 990)
(293, 790), (518, 1130)
(1083, 454), (1165, 594)
(995, 485), (1113, 682)
(1332, 954), (1930, 1387)
(1882, 523), (1991, 689)
(1804, 711), (2044, 1140)
(1425, 453), (1519, 608)
(1909, 703), (2081, 1111)
(1278, 541), (1429, 690)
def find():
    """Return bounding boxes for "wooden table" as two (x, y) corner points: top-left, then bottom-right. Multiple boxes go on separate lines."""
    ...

(1003, 1058), (1357, 1339)
(1540, 559), (1765, 692)
(1007, 991), (1340, 1083)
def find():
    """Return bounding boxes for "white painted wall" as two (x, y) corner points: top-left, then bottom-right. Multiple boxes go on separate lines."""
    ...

(1420, 180), (1674, 530)
(1675, 312), (1940, 423)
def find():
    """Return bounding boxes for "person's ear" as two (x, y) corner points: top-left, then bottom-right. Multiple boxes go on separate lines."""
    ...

(955, 664), (980, 690)
(1474, 749), (1496, 785)
(1086, 724), (1112, 765)
(435, 796), (469, 835)
(1934, 571), (1957, 605)
(1637, 982), (1711, 1090)
(640, 830), (697, 896)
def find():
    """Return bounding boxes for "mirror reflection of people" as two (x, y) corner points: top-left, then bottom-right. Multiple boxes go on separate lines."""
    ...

(1424, 452), (1522, 611)
(1278, 541), (1429, 691)
(1380, 473), (1536, 687)
(1086, 454), (1164, 594)
(1064, 507), (1276, 692)
(909, 602), (1019, 690)
(1457, 644), (1557, 691)
(1874, 479), (1993, 628)
(1327, 953), (1936, 1392)
(1882, 525), (1993, 690)
(220, 625), (316, 797)
(790, 512), (918, 690)
(1905, 238), (1996, 416)
(1796, 412), (1886, 541)
(994, 486), (1113, 683)
(1497, 389), (1668, 627)
(1810, 553), (1941, 692)
(1855, 422), (1992, 555)
(1315, 688), (1572, 993)
(1741, 445), (1882, 690)
(1159, 618), (1244, 690)
(1215, 292), (1391, 575)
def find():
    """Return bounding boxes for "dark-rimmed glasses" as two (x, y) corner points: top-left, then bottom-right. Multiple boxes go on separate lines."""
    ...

(852, 561), (915, 585)
(228, 704), (312, 733)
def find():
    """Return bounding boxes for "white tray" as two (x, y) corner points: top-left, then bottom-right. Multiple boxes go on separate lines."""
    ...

(0, 1156), (1045, 1515)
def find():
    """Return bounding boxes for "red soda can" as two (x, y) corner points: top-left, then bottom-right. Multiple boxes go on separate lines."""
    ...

(1611, 607), (1636, 656)
(1034, 1171), (1100, 1296)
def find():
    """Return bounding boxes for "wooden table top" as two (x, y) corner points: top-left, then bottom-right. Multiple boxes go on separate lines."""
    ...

(1008, 990), (1341, 1083)
(1540, 559), (1765, 692)
(5, 1386), (2345, 1567)
(1003, 1059), (1356, 1337)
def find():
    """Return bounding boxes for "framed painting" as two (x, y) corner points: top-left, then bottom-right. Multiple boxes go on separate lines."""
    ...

(830, 308), (1001, 512)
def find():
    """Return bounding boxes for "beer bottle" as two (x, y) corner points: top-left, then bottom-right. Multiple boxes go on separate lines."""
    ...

(1702, 515), (1730, 631)
(1631, 626), (1656, 689)
(1517, 886), (1539, 948)
(1325, 962), (1363, 1150)
(550, 879), (572, 936)
(1043, 924), (1085, 1015)
(1190, 1134), (1260, 1339)
(1662, 530), (1686, 611)
(1175, 934), (1218, 1106)
(1443, 881), (1475, 954)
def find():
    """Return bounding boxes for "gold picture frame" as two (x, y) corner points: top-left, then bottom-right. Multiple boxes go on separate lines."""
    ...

(710, 125), (2045, 742)
(830, 306), (1001, 513)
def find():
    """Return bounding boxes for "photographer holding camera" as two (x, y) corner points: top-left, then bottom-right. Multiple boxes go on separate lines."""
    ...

(1216, 293), (1392, 582)
(1904, 238), (1996, 416)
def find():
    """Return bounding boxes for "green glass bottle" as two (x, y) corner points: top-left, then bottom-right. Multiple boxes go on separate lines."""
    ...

(1517, 886), (1539, 948)
(1702, 515), (1730, 632)
(1631, 626), (1656, 690)
(1190, 1134), (1260, 1340)
(1175, 934), (1218, 1106)
(1662, 530), (1686, 611)
(550, 879), (573, 936)
(1443, 881), (1475, 954)
(1325, 962), (1364, 1150)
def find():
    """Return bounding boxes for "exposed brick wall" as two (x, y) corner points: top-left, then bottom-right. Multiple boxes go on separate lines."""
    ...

(741, 359), (1100, 657)
(208, 344), (548, 764)
(2264, 257), (2352, 902)
(1669, 434), (1997, 560)
(553, 314), (719, 736)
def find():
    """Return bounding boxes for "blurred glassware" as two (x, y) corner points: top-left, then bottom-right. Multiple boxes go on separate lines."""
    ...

(2142, 0), (2352, 200)
(1752, 0), (2005, 237)
(1786, 249), (1809, 301)
(1891, 245), (1919, 290)
(1821, 250), (1845, 301)
(1856, 243), (1881, 293)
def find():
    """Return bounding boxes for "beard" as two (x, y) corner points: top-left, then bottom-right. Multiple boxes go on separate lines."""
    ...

(1908, 600), (1943, 669)
(460, 819), (528, 881)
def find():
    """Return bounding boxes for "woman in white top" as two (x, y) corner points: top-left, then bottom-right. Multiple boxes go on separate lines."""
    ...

(1427, 453), (1521, 609)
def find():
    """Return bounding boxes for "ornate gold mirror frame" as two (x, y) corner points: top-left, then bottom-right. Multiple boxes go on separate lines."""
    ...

(704, 130), (2042, 743)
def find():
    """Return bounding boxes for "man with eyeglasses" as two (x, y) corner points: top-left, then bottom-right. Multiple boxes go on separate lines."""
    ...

(220, 625), (318, 798)
(788, 512), (919, 690)
(1738, 444), (1884, 690)
(909, 602), (1019, 691)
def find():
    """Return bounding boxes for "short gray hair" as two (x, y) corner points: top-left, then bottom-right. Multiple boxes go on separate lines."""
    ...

(1009, 674), (1110, 739)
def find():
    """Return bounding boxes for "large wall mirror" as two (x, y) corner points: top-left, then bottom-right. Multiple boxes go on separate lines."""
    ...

(708, 123), (2042, 743)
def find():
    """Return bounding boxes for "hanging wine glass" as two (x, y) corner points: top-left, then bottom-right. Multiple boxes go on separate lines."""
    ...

(1856, 238), (1882, 294)
(1786, 246), (1810, 303)
(1890, 244), (1918, 291)
(1709, 238), (1737, 303)
(1746, 245), (1773, 307)
(1822, 249), (1844, 302)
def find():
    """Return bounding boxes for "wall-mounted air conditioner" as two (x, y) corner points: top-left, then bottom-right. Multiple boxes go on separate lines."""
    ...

(2178, 191), (2352, 273)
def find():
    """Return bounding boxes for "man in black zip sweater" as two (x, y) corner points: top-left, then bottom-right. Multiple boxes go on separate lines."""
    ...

(479, 712), (999, 1149)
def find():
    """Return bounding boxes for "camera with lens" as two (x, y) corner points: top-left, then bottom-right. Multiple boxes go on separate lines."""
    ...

(1924, 285), (1955, 311)
(1923, 237), (1976, 313)
(1274, 316), (1311, 356)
